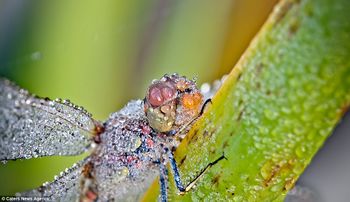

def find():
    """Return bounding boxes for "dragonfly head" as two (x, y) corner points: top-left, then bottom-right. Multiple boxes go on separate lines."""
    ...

(144, 73), (203, 134)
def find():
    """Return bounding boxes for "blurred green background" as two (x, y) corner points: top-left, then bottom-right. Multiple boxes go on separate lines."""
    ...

(0, 0), (277, 195)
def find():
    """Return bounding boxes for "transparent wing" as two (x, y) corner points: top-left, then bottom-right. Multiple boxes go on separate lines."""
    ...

(0, 78), (98, 161)
(19, 158), (88, 201)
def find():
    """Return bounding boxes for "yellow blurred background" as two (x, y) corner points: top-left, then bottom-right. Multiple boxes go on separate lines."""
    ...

(0, 0), (277, 195)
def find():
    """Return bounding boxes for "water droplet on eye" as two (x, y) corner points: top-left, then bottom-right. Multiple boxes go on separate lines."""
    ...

(160, 105), (171, 114)
(161, 86), (175, 99)
(148, 87), (163, 107)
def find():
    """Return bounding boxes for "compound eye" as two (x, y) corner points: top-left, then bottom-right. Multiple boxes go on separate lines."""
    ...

(148, 87), (164, 107)
(161, 86), (176, 100)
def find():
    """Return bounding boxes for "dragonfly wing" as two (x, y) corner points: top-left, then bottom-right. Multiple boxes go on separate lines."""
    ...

(19, 158), (88, 201)
(0, 78), (98, 161)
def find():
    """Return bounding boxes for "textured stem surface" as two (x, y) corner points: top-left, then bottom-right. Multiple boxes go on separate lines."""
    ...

(142, 0), (350, 201)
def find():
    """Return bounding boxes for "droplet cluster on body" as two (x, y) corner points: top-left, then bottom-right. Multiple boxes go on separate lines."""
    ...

(86, 74), (207, 200)
(0, 74), (226, 201)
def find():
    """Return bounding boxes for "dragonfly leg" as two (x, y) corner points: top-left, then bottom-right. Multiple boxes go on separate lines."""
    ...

(158, 159), (169, 202)
(166, 149), (185, 193)
(167, 148), (186, 193)
(199, 98), (212, 116)
(168, 148), (226, 195)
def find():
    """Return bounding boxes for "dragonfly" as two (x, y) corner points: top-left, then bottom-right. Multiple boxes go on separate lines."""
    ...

(0, 73), (223, 202)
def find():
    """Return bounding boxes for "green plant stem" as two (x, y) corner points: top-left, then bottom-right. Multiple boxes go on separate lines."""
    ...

(142, 0), (350, 201)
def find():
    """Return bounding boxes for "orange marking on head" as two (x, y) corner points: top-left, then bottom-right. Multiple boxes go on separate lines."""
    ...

(182, 92), (203, 111)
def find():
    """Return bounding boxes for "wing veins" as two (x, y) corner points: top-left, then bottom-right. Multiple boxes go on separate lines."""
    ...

(32, 103), (96, 135)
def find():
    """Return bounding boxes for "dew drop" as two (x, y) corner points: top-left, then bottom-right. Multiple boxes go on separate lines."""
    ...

(319, 128), (330, 137)
(31, 51), (42, 61)
(253, 135), (261, 141)
(14, 100), (20, 107)
(264, 109), (278, 120)
(260, 161), (273, 180)
(227, 185), (236, 193)
(281, 107), (291, 114)
(258, 126), (269, 134)
(293, 163), (304, 174)
(254, 142), (264, 150)
(270, 183), (283, 192)
(295, 146), (305, 158)
(313, 120), (322, 129)
(284, 178), (296, 191)
(200, 83), (210, 94)
(307, 131), (316, 140)
(240, 174), (249, 181)
(292, 126), (305, 136)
